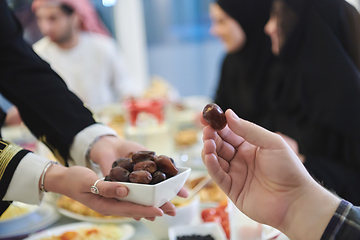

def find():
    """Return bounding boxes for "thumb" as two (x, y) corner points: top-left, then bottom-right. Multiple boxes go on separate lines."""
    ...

(225, 109), (285, 150)
(95, 180), (129, 198)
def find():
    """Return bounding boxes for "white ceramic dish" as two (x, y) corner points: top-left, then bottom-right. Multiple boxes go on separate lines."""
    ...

(228, 199), (281, 240)
(263, 224), (281, 239)
(168, 222), (227, 240)
(0, 202), (60, 239)
(111, 167), (191, 207)
(0, 202), (39, 223)
(141, 196), (200, 239)
(24, 222), (135, 240)
(57, 207), (135, 223)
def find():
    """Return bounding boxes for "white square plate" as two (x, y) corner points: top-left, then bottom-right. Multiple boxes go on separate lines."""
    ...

(113, 167), (191, 207)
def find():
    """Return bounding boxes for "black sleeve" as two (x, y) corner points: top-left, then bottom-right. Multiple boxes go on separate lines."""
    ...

(0, 2), (96, 165)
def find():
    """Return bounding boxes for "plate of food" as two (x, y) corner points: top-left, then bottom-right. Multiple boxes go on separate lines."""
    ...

(24, 222), (135, 240)
(56, 195), (134, 223)
(0, 202), (60, 239)
(0, 201), (39, 223)
(186, 171), (227, 207)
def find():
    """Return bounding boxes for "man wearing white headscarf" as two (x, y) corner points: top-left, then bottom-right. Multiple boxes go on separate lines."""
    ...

(32, 0), (142, 109)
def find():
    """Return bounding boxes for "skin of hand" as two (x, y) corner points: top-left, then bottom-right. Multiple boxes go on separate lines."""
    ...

(89, 136), (146, 176)
(43, 164), (187, 221)
(276, 132), (305, 163)
(5, 106), (23, 126)
(81, 135), (188, 220)
(201, 109), (341, 240)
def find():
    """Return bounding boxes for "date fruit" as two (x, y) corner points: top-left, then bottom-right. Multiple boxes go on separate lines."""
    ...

(203, 103), (227, 130)
(155, 155), (179, 177)
(131, 151), (156, 163)
(109, 167), (130, 182)
(133, 160), (157, 174)
(112, 158), (134, 172)
(129, 170), (152, 184)
(151, 171), (166, 184)
(106, 150), (178, 185)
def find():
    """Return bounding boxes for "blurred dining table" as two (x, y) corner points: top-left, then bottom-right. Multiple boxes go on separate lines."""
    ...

(0, 99), (291, 240)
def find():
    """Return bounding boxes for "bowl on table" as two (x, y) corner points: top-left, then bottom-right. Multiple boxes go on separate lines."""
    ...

(141, 196), (200, 239)
(168, 222), (227, 240)
(108, 167), (191, 207)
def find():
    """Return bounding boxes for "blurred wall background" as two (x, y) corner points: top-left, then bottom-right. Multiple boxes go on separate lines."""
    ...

(142, 0), (223, 98)
(6, 0), (360, 99)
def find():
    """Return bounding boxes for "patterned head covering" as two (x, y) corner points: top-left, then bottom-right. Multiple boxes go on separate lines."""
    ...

(32, 0), (110, 36)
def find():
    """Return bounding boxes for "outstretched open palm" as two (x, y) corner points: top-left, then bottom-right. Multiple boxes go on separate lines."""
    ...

(201, 109), (315, 228)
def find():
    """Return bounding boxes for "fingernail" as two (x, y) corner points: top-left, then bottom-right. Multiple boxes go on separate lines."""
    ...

(230, 110), (240, 120)
(116, 187), (128, 197)
(165, 209), (176, 216)
(158, 209), (164, 216)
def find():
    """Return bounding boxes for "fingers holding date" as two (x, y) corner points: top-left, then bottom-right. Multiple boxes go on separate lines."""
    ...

(203, 103), (227, 130)
(105, 151), (179, 185)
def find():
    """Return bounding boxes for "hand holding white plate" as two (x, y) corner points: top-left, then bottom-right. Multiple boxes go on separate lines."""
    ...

(111, 167), (191, 207)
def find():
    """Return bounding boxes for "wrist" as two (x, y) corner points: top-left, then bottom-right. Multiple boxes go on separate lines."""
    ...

(41, 163), (68, 195)
(280, 181), (341, 240)
(39, 161), (60, 192)
(89, 136), (121, 175)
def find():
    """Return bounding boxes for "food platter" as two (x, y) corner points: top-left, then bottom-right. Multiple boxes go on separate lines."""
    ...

(57, 208), (135, 224)
(24, 222), (135, 240)
(186, 170), (228, 207)
(56, 195), (134, 223)
(0, 202), (60, 239)
(0, 201), (38, 223)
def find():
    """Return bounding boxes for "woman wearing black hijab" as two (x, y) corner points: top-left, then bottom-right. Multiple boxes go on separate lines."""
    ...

(210, 0), (274, 129)
(265, 0), (360, 204)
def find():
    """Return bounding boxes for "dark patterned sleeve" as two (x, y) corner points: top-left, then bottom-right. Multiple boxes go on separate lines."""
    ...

(0, 140), (30, 215)
(321, 200), (360, 240)
(0, 2), (96, 166)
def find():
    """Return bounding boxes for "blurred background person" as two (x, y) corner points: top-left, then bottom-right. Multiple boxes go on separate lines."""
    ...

(31, 0), (142, 110)
(264, 0), (360, 205)
(0, 0), (187, 219)
(210, 0), (274, 130)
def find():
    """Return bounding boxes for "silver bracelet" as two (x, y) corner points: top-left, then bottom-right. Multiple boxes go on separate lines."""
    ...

(85, 134), (117, 164)
(40, 161), (59, 193)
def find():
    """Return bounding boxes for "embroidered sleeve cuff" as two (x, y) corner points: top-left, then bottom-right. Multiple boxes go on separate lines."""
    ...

(3, 153), (50, 205)
(69, 123), (118, 167)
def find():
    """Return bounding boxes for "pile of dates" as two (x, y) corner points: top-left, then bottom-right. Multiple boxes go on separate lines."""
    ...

(104, 151), (179, 184)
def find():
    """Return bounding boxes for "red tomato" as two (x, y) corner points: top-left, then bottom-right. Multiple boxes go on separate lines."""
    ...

(205, 214), (222, 222)
(201, 208), (217, 221)
(223, 224), (230, 239)
(217, 210), (229, 222)
(202, 203), (231, 239)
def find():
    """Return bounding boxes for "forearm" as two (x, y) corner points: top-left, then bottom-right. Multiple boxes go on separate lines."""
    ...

(280, 182), (341, 240)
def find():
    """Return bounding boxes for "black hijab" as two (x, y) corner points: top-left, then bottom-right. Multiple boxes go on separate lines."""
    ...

(214, 0), (274, 129)
(269, 0), (360, 203)
(271, 0), (360, 153)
